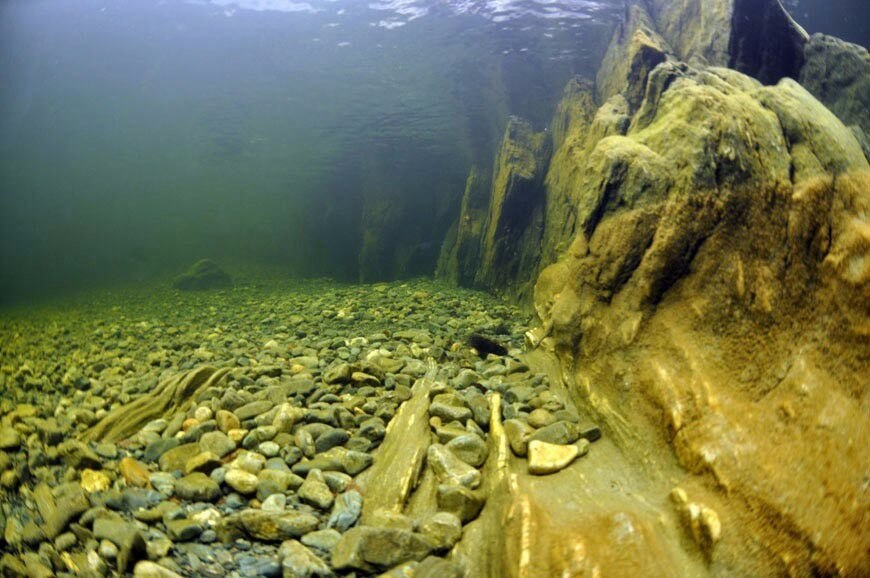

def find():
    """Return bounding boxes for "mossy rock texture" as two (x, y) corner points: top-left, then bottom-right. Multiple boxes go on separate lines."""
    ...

(172, 259), (232, 291)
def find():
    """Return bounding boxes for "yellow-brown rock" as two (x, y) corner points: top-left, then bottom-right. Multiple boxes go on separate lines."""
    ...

(119, 457), (151, 488)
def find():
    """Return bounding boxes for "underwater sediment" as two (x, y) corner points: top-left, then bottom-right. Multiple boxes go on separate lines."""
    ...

(1, 0), (868, 576)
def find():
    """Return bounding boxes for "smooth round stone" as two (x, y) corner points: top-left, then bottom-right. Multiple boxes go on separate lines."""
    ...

(224, 469), (259, 495)
(261, 493), (286, 513)
(445, 434), (488, 468)
(149, 472), (176, 495)
(99, 539), (119, 559)
(194, 406), (213, 422)
(174, 473), (221, 502)
(230, 451), (266, 474)
(258, 441), (280, 458)
(527, 408), (557, 429)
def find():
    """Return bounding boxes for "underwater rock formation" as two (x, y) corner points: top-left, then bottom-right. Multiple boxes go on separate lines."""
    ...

(172, 259), (232, 291)
(435, 1), (869, 575)
(440, 118), (550, 298)
(799, 33), (870, 157)
(531, 63), (869, 574)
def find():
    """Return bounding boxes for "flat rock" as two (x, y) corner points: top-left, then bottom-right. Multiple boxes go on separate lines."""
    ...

(528, 421), (579, 445)
(332, 526), (434, 572)
(279, 539), (332, 578)
(528, 440), (588, 475)
(35, 482), (90, 540)
(199, 431), (236, 458)
(133, 561), (184, 578)
(158, 443), (200, 473)
(235, 400), (273, 421)
(174, 473), (221, 502)
(227, 510), (320, 542)
(119, 457), (151, 488)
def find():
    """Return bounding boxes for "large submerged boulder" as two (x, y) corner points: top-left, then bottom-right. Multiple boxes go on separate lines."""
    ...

(530, 59), (868, 578)
(172, 259), (232, 291)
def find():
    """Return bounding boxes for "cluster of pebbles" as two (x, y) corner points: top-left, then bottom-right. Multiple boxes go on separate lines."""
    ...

(0, 278), (600, 577)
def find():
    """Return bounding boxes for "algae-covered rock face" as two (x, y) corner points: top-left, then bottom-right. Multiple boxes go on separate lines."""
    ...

(530, 52), (869, 578)
(799, 33), (870, 156)
(172, 259), (231, 291)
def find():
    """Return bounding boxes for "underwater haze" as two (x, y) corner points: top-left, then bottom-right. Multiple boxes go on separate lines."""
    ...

(0, 0), (621, 304)
(0, 0), (865, 305)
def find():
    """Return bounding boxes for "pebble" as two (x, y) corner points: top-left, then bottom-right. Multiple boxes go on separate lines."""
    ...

(80, 468), (111, 493)
(133, 561), (185, 578)
(298, 469), (334, 510)
(428, 444), (481, 489)
(225, 469), (259, 495)
(445, 433), (488, 467)
(120, 457), (152, 488)
(199, 431), (236, 458)
(174, 473), (222, 502)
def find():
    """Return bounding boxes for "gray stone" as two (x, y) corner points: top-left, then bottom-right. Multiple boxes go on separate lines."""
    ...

(314, 428), (348, 453)
(327, 490), (362, 532)
(429, 402), (473, 424)
(341, 450), (373, 475)
(577, 422), (602, 442)
(445, 434), (488, 467)
(235, 401), (273, 421)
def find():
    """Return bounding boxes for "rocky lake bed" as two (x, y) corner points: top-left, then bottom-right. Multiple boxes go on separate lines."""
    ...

(0, 278), (601, 577)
